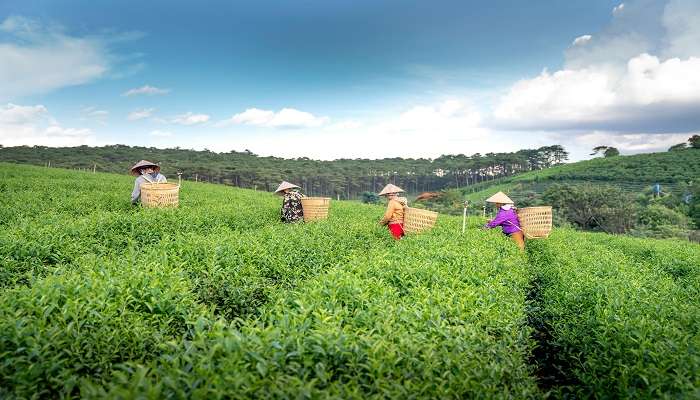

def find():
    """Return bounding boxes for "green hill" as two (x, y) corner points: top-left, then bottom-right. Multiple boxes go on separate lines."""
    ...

(460, 149), (699, 201)
(0, 162), (698, 398)
(421, 149), (700, 240)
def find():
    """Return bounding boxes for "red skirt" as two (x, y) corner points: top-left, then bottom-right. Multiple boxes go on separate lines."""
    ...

(388, 223), (405, 240)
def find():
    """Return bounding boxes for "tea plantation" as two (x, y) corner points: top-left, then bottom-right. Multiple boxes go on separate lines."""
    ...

(1, 163), (698, 399)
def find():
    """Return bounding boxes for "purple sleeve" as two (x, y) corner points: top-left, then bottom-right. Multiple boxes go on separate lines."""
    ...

(485, 210), (508, 229)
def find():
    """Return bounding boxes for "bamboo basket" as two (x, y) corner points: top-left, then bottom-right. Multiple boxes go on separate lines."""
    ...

(301, 197), (331, 221)
(403, 207), (438, 234)
(516, 206), (552, 239)
(141, 182), (180, 208)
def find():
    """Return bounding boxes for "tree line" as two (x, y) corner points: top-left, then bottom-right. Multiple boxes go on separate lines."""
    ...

(0, 144), (568, 199)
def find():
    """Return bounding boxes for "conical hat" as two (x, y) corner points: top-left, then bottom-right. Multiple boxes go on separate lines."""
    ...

(378, 184), (405, 196)
(485, 191), (514, 204)
(130, 160), (160, 176)
(275, 181), (300, 194)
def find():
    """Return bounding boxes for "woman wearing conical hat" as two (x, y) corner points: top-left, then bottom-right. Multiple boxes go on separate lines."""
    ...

(483, 191), (525, 250)
(129, 160), (167, 204)
(378, 184), (408, 240)
(276, 181), (305, 223)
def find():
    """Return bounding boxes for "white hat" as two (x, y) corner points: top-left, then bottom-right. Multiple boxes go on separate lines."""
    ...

(275, 181), (300, 194)
(378, 184), (405, 196)
(485, 191), (514, 204)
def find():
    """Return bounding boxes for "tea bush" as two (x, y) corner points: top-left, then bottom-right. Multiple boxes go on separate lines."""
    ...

(0, 254), (211, 398)
(1, 162), (699, 398)
(527, 231), (700, 398)
(586, 233), (700, 286)
(87, 230), (539, 399)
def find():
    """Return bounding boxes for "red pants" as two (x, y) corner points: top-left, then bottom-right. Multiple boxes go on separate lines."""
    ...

(388, 223), (405, 240)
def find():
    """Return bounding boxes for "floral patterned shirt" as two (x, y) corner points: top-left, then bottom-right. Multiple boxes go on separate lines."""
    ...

(281, 191), (304, 223)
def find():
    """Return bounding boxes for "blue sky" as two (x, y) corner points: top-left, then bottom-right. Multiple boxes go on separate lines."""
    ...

(1, 0), (699, 160)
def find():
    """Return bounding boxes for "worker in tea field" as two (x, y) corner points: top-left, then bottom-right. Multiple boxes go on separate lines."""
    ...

(276, 181), (305, 223)
(379, 184), (407, 240)
(130, 160), (167, 204)
(483, 191), (525, 250)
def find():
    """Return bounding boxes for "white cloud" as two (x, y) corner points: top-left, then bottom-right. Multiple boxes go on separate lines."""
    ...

(227, 108), (275, 126)
(575, 131), (692, 152)
(493, 0), (700, 139)
(564, 0), (667, 69)
(149, 130), (173, 137)
(493, 54), (700, 132)
(565, 32), (652, 69)
(375, 99), (482, 133)
(0, 16), (110, 100)
(171, 112), (210, 125)
(0, 103), (94, 146)
(622, 54), (700, 104)
(485, 0), (700, 160)
(220, 107), (329, 129)
(269, 108), (329, 128)
(206, 100), (493, 159)
(127, 108), (155, 121)
(0, 103), (48, 124)
(122, 85), (170, 97)
(572, 35), (592, 46)
(613, 3), (625, 15)
(80, 107), (109, 124)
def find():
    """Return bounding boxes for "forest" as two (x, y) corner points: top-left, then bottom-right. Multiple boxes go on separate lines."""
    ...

(0, 144), (568, 198)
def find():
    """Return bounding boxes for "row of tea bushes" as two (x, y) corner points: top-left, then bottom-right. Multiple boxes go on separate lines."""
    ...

(585, 233), (700, 287)
(155, 216), (390, 320)
(0, 254), (212, 398)
(0, 163), (385, 289)
(84, 230), (539, 399)
(527, 231), (700, 398)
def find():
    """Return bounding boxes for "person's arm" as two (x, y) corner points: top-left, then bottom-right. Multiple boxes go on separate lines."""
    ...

(379, 201), (397, 225)
(157, 174), (167, 183)
(484, 210), (507, 229)
(131, 177), (142, 203)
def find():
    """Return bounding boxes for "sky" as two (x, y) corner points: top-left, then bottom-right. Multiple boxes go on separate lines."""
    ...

(1, 0), (699, 161)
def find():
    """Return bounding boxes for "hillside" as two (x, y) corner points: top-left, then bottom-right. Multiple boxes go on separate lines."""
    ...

(420, 149), (700, 240)
(458, 149), (700, 202)
(0, 162), (698, 398)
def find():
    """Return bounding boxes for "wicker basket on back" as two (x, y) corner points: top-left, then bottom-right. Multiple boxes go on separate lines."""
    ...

(516, 206), (552, 239)
(301, 197), (331, 221)
(141, 182), (180, 208)
(403, 207), (438, 234)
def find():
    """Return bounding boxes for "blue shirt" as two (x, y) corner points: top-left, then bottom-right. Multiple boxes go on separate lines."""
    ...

(131, 173), (167, 203)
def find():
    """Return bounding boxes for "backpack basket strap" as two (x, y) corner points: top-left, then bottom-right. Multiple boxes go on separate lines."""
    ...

(141, 173), (155, 183)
